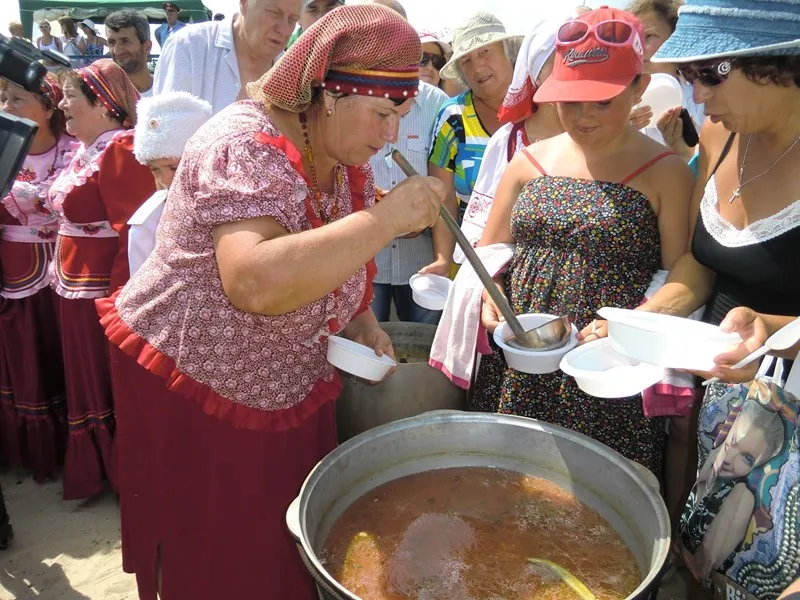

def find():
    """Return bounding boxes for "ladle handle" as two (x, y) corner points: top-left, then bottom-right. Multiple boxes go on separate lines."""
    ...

(390, 150), (528, 341)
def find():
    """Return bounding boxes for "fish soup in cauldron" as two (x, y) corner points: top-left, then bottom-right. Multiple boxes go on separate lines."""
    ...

(322, 466), (641, 599)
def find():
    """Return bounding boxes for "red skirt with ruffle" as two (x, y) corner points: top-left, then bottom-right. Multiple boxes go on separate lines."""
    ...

(98, 295), (339, 600)
(59, 294), (116, 500)
(0, 288), (67, 482)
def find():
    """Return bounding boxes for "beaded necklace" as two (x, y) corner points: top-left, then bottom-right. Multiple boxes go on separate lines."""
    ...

(299, 112), (342, 224)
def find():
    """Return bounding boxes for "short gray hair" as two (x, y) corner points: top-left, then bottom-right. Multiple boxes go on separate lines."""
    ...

(105, 9), (151, 43)
(449, 39), (520, 88)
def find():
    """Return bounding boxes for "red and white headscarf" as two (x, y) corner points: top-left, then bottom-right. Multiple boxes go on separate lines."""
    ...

(39, 73), (63, 109)
(249, 4), (421, 112)
(77, 59), (141, 128)
(497, 9), (577, 125)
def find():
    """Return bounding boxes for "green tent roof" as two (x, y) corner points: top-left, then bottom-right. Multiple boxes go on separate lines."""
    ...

(19, 0), (211, 37)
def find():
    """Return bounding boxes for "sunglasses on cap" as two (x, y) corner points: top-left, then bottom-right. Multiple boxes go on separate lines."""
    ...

(677, 59), (733, 88)
(420, 52), (446, 71)
(557, 19), (636, 46)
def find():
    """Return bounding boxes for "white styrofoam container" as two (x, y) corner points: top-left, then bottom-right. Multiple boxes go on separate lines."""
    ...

(638, 73), (683, 119)
(327, 336), (396, 382)
(494, 313), (578, 375)
(409, 273), (451, 311)
(560, 338), (663, 398)
(598, 307), (741, 372)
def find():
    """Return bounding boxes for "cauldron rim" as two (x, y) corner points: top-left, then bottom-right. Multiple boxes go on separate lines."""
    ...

(289, 411), (671, 600)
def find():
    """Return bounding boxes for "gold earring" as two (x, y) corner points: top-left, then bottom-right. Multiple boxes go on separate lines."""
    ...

(326, 108), (332, 117)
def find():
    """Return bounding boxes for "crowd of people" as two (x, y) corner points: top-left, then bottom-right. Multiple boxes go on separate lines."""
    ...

(1, 0), (799, 598)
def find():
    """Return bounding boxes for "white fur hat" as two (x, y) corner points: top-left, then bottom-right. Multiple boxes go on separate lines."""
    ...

(133, 92), (212, 164)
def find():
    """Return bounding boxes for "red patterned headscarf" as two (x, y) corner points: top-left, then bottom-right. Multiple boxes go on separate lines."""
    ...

(77, 59), (141, 128)
(248, 4), (421, 112)
(39, 73), (63, 109)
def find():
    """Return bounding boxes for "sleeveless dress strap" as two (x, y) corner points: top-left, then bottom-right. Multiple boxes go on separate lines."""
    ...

(620, 151), (677, 185)
(521, 147), (548, 176)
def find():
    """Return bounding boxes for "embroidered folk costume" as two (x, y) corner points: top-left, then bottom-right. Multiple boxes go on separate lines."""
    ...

(48, 59), (154, 499)
(0, 75), (78, 482)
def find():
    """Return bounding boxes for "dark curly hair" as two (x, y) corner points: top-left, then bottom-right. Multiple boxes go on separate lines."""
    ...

(736, 55), (800, 89)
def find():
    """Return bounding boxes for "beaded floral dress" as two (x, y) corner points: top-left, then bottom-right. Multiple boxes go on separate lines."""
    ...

(471, 172), (667, 475)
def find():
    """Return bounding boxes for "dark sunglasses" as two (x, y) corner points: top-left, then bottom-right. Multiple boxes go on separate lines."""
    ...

(557, 19), (635, 46)
(420, 52), (446, 71)
(677, 59), (734, 87)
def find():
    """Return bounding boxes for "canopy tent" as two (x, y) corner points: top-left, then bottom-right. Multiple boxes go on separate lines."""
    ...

(18, 0), (211, 38)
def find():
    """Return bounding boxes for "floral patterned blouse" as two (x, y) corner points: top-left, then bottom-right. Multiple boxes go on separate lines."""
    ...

(115, 101), (376, 412)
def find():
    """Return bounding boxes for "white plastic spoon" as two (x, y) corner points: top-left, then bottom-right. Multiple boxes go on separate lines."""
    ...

(703, 317), (800, 386)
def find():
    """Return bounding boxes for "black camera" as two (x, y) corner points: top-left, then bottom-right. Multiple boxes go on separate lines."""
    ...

(0, 34), (71, 200)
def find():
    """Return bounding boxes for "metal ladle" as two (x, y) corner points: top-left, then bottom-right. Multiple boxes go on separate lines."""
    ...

(390, 150), (571, 351)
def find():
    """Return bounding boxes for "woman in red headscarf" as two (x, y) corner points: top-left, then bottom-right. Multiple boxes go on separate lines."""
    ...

(97, 5), (443, 599)
(49, 59), (155, 500)
(0, 74), (78, 482)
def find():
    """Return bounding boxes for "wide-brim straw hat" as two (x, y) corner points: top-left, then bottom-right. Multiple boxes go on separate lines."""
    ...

(652, 0), (800, 63)
(439, 11), (523, 81)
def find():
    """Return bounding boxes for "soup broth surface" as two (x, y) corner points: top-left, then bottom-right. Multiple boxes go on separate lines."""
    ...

(322, 467), (641, 600)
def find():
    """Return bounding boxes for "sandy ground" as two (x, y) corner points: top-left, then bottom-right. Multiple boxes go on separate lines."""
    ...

(0, 471), (136, 600)
(0, 469), (692, 600)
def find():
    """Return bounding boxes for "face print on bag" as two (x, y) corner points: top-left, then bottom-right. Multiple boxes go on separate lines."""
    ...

(679, 380), (798, 596)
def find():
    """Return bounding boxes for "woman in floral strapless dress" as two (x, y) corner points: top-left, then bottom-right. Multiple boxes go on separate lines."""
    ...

(473, 7), (696, 477)
(472, 154), (676, 475)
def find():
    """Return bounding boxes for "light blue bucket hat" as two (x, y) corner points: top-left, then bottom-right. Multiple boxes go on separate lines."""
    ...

(652, 0), (800, 63)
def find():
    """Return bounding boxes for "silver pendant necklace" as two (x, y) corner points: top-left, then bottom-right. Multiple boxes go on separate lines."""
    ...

(731, 133), (800, 203)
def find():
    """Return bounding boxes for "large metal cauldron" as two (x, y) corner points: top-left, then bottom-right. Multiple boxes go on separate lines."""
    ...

(335, 322), (466, 442)
(287, 411), (670, 600)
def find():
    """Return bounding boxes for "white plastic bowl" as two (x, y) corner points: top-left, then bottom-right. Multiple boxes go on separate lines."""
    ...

(560, 338), (663, 398)
(598, 307), (741, 372)
(326, 336), (396, 382)
(494, 313), (579, 375)
(638, 73), (683, 119)
(409, 274), (451, 311)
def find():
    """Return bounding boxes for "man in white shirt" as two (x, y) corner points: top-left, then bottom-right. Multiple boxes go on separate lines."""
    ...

(370, 79), (449, 325)
(153, 0), (301, 114)
(105, 10), (154, 97)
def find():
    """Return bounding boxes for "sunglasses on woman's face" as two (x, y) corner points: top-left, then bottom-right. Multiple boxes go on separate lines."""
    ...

(677, 60), (733, 87)
(557, 19), (636, 46)
(420, 52), (446, 71)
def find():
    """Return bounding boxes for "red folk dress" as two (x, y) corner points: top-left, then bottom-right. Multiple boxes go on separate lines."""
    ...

(97, 100), (376, 600)
(48, 128), (154, 500)
(0, 133), (78, 482)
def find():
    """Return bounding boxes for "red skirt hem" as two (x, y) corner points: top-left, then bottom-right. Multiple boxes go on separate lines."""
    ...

(0, 289), (67, 483)
(96, 292), (343, 432)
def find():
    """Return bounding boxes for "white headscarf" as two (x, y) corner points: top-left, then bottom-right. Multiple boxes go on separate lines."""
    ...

(498, 8), (579, 124)
(456, 10), (577, 263)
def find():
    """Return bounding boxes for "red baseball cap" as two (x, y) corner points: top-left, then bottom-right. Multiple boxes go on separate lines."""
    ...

(534, 7), (644, 103)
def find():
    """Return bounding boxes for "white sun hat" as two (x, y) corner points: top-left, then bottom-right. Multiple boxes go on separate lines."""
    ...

(439, 11), (523, 81)
(79, 19), (97, 34)
(134, 92), (212, 164)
